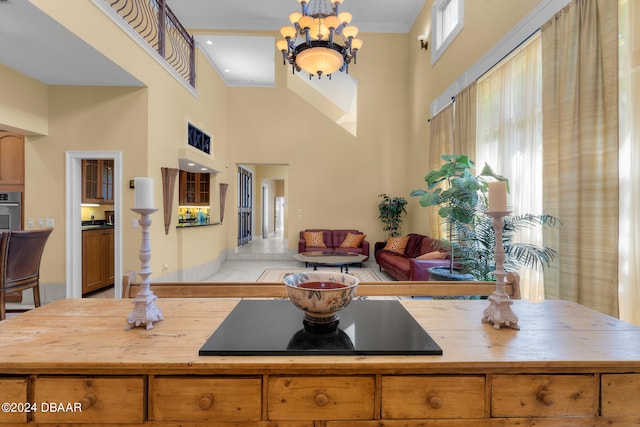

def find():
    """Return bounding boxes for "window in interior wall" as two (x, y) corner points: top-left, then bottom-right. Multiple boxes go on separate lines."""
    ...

(432, 0), (464, 65)
(188, 123), (211, 155)
(475, 32), (543, 300)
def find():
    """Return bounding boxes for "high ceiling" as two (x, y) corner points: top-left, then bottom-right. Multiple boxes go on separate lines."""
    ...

(0, 0), (425, 87)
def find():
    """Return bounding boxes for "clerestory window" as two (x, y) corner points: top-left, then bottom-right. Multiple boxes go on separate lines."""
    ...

(432, 0), (464, 65)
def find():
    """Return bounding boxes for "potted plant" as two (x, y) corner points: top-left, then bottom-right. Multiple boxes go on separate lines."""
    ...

(456, 205), (561, 281)
(410, 154), (560, 282)
(410, 154), (501, 279)
(377, 194), (408, 239)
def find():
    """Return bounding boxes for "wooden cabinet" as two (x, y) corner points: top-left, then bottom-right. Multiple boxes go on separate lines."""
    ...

(82, 159), (114, 204)
(491, 374), (597, 418)
(381, 375), (486, 419)
(0, 378), (28, 424)
(0, 132), (24, 301)
(33, 376), (144, 424)
(267, 376), (375, 421)
(179, 170), (210, 206)
(601, 373), (640, 417)
(0, 132), (25, 188)
(82, 227), (114, 295)
(4, 372), (639, 426)
(151, 376), (262, 422)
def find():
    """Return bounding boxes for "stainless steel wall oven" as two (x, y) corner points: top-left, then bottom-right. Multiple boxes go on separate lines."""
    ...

(0, 192), (21, 230)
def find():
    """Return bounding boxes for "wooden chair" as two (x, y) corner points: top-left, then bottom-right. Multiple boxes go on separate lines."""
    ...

(0, 228), (53, 320)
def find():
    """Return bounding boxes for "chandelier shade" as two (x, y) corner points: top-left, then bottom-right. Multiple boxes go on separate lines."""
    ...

(277, 0), (363, 79)
(296, 43), (344, 76)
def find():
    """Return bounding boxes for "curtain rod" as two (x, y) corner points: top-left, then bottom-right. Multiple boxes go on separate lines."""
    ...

(427, 97), (455, 123)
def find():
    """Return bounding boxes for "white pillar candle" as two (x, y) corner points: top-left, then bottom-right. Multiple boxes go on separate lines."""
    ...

(134, 177), (154, 209)
(488, 181), (507, 212)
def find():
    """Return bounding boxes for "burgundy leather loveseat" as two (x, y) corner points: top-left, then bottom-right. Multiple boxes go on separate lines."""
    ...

(374, 233), (451, 281)
(298, 229), (369, 260)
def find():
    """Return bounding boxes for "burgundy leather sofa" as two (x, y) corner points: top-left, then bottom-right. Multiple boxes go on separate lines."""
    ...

(298, 229), (369, 260)
(374, 233), (451, 281)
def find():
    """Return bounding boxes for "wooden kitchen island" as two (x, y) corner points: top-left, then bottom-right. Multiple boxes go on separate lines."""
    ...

(0, 297), (639, 426)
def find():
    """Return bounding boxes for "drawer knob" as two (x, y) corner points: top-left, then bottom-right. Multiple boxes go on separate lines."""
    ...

(537, 386), (554, 407)
(427, 393), (442, 409)
(198, 393), (215, 410)
(79, 393), (97, 410)
(314, 390), (329, 407)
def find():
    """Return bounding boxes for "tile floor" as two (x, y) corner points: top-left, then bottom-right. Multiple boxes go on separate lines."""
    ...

(204, 235), (393, 282)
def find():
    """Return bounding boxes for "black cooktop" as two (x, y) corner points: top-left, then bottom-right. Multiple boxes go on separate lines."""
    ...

(199, 299), (442, 356)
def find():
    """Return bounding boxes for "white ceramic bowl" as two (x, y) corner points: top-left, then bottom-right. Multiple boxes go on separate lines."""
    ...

(284, 271), (359, 326)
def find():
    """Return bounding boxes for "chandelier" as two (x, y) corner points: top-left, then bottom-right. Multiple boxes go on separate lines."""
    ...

(276, 0), (363, 79)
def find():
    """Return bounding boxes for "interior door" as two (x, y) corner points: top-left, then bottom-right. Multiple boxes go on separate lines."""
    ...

(238, 167), (252, 246)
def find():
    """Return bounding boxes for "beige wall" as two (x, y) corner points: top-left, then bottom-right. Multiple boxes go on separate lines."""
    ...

(0, 0), (552, 292)
(0, 64), (48, 135)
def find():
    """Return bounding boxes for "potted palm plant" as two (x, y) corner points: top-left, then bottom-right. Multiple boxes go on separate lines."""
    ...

(411, 154), (560, 282)
(377, 194), (408, 239)
(457, 204), (561, 281)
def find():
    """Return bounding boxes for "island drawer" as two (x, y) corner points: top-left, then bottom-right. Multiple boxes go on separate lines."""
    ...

(267, 375), (375, 420)
(381, 375), (486, 419)
(151, 376), (262, 421)
(491, 374), (596, 417)
(601, 373), (640, 417)
(32, 376), (144, 423)
(0, 378), (28, 424)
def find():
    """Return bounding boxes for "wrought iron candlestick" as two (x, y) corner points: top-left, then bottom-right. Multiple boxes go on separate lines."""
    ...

(482, 211), (520, 330)
(126, 208), (163, 330)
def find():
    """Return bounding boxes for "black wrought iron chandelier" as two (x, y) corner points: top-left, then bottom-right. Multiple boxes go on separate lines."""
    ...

(276, 0), (363, 79)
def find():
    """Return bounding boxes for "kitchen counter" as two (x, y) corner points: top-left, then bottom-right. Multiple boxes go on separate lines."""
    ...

(0, 298), (639, 425)
(176, 221), (221, 228)
(81, 220), (113, 231)
(81, 224), (113, 231)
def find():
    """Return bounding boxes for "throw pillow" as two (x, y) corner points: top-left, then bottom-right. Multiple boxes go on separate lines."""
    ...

(417, 251), (448, 260)
(303, 231), (326, 248)
(383, 236), (409, 254)
(339, 232), (365, 248)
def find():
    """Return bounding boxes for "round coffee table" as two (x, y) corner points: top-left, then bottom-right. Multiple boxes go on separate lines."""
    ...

(292, 251), (368, 274)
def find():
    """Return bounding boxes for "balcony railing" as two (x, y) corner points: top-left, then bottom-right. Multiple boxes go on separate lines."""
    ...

(105, 0), (195, 87)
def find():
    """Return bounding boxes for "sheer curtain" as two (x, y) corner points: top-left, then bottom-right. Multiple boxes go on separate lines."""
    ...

(427, 103), (454, 238)
(541, 0), (619, 317)
(454, 83), (477, 160)
(618, 0), (640, 325)
(476, 35), (545, 301)
(427, 87), (477, 239)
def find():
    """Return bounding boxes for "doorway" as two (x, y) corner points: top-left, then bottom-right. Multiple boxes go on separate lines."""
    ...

(238, 166), (252, 246)
(236, 164), (289, 253)
(66, 151), (122, 299)
(262, 185), (269, 239)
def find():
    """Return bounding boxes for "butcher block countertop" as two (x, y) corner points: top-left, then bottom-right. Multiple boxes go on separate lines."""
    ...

(1, 298), (639, 425)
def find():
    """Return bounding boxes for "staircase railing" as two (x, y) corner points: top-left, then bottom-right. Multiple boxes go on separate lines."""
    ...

(105, 0), (195, 87)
